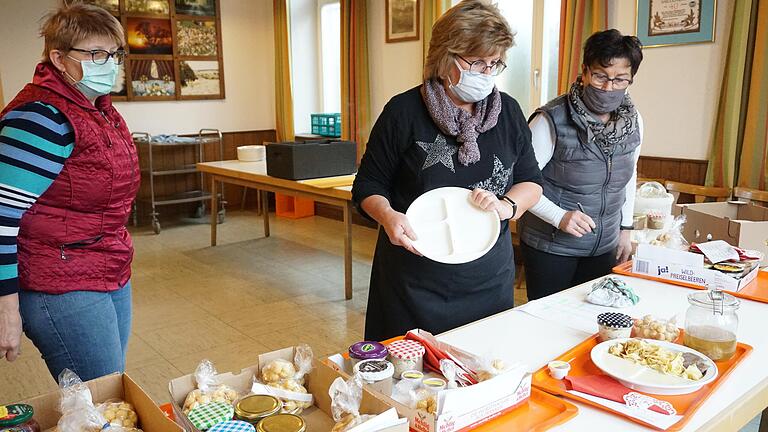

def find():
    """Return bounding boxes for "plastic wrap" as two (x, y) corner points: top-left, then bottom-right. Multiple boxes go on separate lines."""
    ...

(55, 369), (108, 432)
(96, 400), (140, 431)
(586, 277), (640, 308)
(633, 314), (681, 342)
(182, 360), (239, 414)
(648, 214), (689, 250)
(253, 345), (315, 414)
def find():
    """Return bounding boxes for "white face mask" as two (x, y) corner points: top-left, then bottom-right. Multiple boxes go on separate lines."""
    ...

(448, 59), (495, 103)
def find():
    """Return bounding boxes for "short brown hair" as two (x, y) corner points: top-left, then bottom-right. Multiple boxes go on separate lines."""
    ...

(40, 2), (125, 63)
(423, 0), (514, 80)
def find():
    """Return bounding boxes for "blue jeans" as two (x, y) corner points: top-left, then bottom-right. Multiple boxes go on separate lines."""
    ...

(19, 282), (132, 382)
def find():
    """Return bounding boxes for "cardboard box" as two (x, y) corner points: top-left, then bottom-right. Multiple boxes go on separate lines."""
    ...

(16, 373), (182, 432)
(632, 243), (760, 291)
(168, 348), (407, 432)
(674, 201), (768, 265)
(327, 347), (532, 432)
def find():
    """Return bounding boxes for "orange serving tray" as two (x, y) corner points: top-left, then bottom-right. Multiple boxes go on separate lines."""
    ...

(613, 261), (768, 304)
(532, 333), (753, 431)
(338, 337), (579, 431)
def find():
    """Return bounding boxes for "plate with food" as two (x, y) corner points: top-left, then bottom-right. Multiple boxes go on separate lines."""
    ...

(590, 338), (717, 395)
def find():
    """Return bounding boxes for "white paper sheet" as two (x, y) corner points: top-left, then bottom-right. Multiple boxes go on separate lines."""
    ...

(568, 390), (683, 430)
(694, 240), (740, 264)
(348, 408), (408, 432)
(517, 295), (615, 334)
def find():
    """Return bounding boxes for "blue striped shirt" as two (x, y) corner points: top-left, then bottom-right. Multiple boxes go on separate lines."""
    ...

(0, 102), (74, 296)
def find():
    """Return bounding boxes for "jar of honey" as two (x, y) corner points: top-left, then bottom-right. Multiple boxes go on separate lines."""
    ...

(684, 290), (740, 361)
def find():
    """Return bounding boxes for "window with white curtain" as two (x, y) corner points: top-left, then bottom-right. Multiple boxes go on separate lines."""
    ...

(319, 0), (341, 113)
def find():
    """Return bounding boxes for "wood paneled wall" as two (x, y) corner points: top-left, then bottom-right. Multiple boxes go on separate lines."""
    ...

(637, 156), (708, 185)
(134, 129), (276, 224)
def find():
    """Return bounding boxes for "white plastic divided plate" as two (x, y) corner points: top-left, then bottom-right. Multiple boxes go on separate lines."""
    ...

(406, 187), (500, 264)
(590, 338), (718, 395)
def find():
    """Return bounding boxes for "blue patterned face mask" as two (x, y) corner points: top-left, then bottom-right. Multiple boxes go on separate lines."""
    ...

(66, 56), (118, 98)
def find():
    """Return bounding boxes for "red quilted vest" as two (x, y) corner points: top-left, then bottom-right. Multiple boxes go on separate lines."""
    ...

(1, 63), (140, 294)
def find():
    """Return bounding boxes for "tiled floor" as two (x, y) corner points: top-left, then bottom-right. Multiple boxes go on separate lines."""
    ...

(0, 211), (760, 431)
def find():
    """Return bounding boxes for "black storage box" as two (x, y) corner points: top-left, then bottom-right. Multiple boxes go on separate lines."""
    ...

(266, 140), (356, 180)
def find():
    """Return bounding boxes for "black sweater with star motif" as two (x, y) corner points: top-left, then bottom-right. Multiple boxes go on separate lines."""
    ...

(353, 85), (542, 220)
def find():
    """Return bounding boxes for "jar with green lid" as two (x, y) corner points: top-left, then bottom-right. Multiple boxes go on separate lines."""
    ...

(0, 405), (40, 432)
(234, 395), (282, 425)
(256, 414), (306, 432)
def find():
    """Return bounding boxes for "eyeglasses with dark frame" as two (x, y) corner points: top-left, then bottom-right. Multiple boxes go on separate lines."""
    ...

(69, 47), (126, 65)
(587, 67), (633, 89)
(456, 54), (507, 76)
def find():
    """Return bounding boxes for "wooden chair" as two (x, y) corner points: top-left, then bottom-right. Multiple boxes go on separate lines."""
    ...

(665, 181), (731, 204)
(733, 187), (768, 206)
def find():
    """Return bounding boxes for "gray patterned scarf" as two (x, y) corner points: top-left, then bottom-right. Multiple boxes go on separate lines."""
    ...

(568, 77), (638, 156)
(422, 79), (502, 166)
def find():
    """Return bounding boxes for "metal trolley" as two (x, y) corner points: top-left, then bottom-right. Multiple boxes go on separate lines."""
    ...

(133, 129), (226, 234)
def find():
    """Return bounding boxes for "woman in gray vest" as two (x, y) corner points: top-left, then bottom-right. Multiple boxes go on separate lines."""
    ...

(519, 29), (644, 300)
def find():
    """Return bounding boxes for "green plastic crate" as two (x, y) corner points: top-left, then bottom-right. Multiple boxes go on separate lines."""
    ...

(311, 113), (342, 137)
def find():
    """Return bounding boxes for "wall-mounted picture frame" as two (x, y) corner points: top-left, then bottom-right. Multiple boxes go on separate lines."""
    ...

(636, 0), (716, 48)
(110, 63), (128, 98)
(175, 0), (215, 16)
(179, 60), (223, 98)
(130, 59), (176, 98)
(385, 0), (420, 43)
(126, 17), (174, 54)
(177, 20), (217, 56)
(83, 0), (119, 14)
(126, 0), (170, 16)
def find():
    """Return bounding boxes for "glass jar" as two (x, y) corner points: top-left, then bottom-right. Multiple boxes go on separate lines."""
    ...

(234, 395), (281, 425)
(684, 290), (740, 361)
(0, 405), (40, 432)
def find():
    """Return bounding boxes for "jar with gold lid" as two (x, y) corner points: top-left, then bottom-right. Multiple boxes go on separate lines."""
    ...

(234, 395), (282, 425)
(256, 414), (306, 432)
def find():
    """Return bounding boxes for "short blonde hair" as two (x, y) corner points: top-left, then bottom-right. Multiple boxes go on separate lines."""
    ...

(40, 2), (125, 63)
(424, 0), (514, 80)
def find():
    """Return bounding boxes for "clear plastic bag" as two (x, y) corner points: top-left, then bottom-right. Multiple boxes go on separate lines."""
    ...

(646, 214), (689, 250)
(182, 360), (239, 414)
(254, 345), (315, 414)
(330, 375), (376, 432)
(56, 369), (108, 432)
(96, 399), (140, 430)
(632, 314), (681, 342)
(586, 277), (640, 308)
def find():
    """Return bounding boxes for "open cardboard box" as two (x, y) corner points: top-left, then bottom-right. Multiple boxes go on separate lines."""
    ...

(632, 243), (760, 291)
(15, 373), (182, 432)
(327, 336), (532, 432)
(674, 201), (768, 265)
(168, 348), (407, 432)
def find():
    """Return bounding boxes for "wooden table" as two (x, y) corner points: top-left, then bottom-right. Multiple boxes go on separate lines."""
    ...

(438, 271), (768, 431)
(197, 160), (357, 299)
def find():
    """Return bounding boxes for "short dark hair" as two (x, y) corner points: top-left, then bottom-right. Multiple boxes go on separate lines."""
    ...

(583, 29), (643, 76)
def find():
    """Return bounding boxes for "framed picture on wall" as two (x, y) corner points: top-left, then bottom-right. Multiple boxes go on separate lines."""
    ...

(177, 20), (218, 56)
(175, 0), (216, 16)
(110, 62), (128, 98)
(126, 0), (170, 16)
(130, 59), (176, 98)
(179, 60), (223, 98)
(83, 0), (119, 14)
(126, 17), (174, 54)
(636, 0), (716, 48)
(386, 0), (420, 43)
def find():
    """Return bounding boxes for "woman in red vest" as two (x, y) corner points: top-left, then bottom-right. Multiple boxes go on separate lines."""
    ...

(0, 4), (139, 381)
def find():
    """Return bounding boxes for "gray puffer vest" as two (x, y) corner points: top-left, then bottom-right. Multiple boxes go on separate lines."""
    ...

(519, 95), (640, 257)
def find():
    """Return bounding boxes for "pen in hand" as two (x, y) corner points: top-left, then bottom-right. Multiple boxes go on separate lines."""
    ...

(576, 202), (595, 234)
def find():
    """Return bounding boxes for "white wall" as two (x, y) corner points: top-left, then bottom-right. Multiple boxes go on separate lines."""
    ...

(608, 0), (732, 160)
(367, 0), (423, 124)
(0, 0), (276, 135)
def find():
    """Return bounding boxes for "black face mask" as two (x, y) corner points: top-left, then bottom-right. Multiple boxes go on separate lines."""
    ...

(581, 85), (626, 114)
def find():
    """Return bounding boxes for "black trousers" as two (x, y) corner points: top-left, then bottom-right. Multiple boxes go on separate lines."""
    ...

(521, 242), (617, 301)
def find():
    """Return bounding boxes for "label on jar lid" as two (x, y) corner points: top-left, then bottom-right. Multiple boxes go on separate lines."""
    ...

(354, 359), (394, 382)
(0, 405), (34, 428)
(348, 341), (388, 360)
(209, 420), (255, 432)
(387, 340), (425, 360)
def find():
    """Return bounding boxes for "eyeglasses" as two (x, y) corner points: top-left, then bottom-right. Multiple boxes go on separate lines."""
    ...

(587, 68), (633, 89)
(69, 47), (126, 65)
(456, 54), (507, 76)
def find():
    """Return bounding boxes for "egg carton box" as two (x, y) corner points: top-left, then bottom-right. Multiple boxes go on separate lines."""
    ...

(15, 373), (182, 432)
(168, 347), (407, 432)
